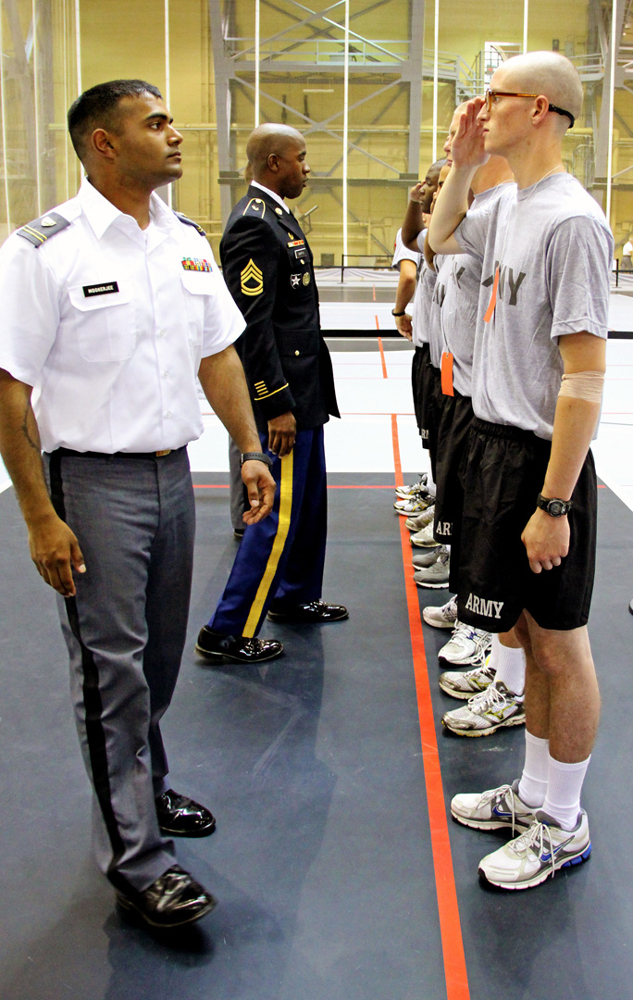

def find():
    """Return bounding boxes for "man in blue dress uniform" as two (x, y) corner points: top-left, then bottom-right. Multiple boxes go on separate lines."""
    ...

(196, 124), (347, 663)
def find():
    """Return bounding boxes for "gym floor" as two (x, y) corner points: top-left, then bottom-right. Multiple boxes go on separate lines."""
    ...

(1, 323), (633, 999)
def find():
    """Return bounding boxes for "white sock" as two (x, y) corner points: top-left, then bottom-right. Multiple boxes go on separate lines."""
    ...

(425, 468), (436, 497)
(491, 635), (526, 695)
(518, 730), (550, 808)
(542, 755), (591, 831)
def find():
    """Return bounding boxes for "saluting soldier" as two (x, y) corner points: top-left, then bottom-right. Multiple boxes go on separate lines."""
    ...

(196, 124), (347, 664)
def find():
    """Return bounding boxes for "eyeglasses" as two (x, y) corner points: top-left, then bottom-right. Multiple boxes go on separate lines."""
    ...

(484, 89), (575, 128)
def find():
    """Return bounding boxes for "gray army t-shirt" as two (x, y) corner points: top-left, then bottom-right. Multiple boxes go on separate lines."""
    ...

(440, 184), (512, 397)
(454, 173), (613, 440)
(427, 253), (452, 369)
(411, 239), (437, 349)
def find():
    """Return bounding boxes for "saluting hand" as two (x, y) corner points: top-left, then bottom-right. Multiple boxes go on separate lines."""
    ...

(451, 98), (489, 170)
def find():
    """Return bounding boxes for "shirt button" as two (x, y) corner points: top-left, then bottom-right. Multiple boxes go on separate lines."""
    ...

(157, 330), (165, 339)
(162, 371), (169, 378)
(165, 410), (172, 418)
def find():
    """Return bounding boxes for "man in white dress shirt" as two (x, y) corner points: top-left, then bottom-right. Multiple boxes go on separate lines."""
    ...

(0, 79), (275, 927)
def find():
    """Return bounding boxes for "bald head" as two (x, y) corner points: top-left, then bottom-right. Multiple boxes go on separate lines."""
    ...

(245, 123), (309, 199)
(246, 124), (305, 177)
(497, 51), (582, 127)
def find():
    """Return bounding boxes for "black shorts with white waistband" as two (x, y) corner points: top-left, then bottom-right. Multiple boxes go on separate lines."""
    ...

(455, 418), (598, 633)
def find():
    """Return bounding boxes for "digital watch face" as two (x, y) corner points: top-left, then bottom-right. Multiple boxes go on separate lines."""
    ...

(549, 501), (565, 516)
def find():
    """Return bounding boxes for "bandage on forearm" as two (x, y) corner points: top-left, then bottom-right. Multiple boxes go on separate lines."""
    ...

(558, 370), (605, 403)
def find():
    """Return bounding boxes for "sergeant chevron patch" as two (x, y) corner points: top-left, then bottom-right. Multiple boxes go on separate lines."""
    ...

(241, 259), (264, 296)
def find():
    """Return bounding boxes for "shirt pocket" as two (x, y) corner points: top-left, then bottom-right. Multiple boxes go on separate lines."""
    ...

(181, 270), (218, 347)
(68, 283), (136, 362)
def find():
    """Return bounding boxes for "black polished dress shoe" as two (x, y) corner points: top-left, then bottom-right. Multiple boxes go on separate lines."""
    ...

(156, 789), (216, 838)
(267, 600), (349, 624)
(195, 625), (283, 663)
(116, 865), (217, 928)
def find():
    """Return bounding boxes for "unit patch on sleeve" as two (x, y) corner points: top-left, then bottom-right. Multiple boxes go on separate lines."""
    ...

(182, 257), (212, 272)
(241, 259), (264, 296)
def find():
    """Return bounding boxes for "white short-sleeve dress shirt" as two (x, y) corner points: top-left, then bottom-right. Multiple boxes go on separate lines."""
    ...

(0, 178), (246, 454)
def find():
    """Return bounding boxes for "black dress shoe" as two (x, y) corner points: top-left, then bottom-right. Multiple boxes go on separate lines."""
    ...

(195, 626), (283, 663)
(116, 865), (216, 928)
(267, 600), (349, 624)
(156, 789), (216, 838)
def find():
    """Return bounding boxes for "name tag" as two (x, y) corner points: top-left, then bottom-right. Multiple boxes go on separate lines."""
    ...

(294, 247), (309, 261)
(83, 281), (119, 298)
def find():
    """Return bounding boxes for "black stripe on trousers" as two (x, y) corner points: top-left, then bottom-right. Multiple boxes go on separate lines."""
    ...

(48, 451), (130, 893)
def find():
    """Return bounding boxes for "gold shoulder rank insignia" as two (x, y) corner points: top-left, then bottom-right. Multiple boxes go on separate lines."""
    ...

(243, 198), (265, 218)
(17, 212), (70, 247)
(241, 258), (264, 296)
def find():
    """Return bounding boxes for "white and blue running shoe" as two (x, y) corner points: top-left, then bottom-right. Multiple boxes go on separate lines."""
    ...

(478, 809), (591, 890)
(451, 780), (535, 835)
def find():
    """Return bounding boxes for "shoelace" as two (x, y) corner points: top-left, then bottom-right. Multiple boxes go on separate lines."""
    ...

(468, 681), (520, 715)
(462, 663), (496, 683)
(508, 820), (557, 880)
(478, 783), (523, 836)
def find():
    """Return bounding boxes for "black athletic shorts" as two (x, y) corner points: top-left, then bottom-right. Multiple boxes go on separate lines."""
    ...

(456, 418), (598, 633)
(433, 390), (474, 544)
(411, 344), (427, 438)
(421, 360), (442, 480)
(433, 390), (474, 591)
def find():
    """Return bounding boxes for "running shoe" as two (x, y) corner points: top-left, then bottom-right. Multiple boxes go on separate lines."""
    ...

(438, 622), (492, 668)
(395, 473), (429, 499)
(423, 594), (458, 629)
(405, 506), (435, 532)
(478, 810), (591, 890)
(413, 550), (449, 588)
(451, 779), (535, 834)
(410, 521), (438, 546)
(439, 656), (496, 699)
(394, 494), (434, 515)
(412, 545), (444, 568)
(442, 682), (525, 736)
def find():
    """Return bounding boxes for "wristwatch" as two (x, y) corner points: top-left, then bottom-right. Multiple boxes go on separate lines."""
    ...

(240, 451), (273, 468)
(391, 308), (406, 317)
(536, 494), (573, 517)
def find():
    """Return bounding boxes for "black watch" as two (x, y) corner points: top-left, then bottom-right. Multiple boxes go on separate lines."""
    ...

(240, 451), (272, 468)
(536, 494), (573, 517)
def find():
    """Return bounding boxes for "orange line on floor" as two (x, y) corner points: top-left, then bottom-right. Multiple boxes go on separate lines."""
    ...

(390, 413), (471, 1000)
(377, 335), (388, 379)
